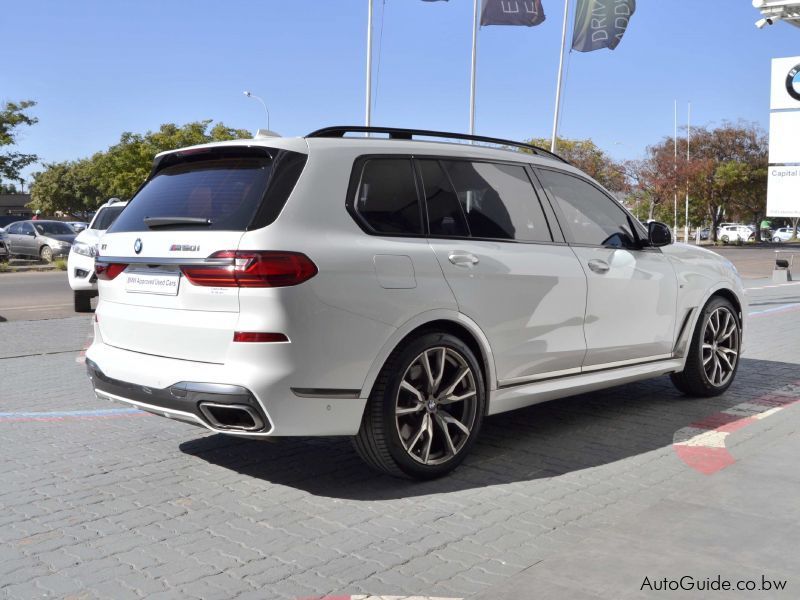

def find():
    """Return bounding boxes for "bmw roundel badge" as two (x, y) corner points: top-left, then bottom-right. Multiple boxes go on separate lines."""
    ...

(787, 63), (800, 102)
(134, 238), (143, 254)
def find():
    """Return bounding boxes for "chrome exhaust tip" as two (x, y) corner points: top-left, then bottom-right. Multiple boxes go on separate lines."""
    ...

(198, 402), (265, 432)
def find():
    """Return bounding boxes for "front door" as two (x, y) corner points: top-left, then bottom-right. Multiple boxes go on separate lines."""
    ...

(535, 168), (678, 369)
(419, 158), (588, 384)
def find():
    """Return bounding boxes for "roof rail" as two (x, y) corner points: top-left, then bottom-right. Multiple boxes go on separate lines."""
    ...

(306, 126), (570, 164)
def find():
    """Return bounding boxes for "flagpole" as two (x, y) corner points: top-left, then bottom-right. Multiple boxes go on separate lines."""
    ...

(673, 99), (678, 238)
(365, 0), (373, 128)
(551, 0), (571, 153)
(469, 0), (479, 136)
(685, 101), (691, 243)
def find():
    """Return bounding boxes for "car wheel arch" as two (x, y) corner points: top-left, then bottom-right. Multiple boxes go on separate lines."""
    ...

(360, 311), (497, 412)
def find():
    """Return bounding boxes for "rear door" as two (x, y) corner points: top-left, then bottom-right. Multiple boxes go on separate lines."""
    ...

(421, 158), (588, 385)
(96, 146), (306, 364)
(535, 168), (678, 369)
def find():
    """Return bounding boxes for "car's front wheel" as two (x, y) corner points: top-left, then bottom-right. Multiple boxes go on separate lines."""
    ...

(74, 290), (93, 312)
(773, 236), (782, 243)
(670, 296), (741, 397)
(720, 235), (729, 244)
(354, 332), (485, 479)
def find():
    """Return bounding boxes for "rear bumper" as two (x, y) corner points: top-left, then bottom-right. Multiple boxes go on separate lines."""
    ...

(86, 358), (272, 433)
(85, 341), (368, 437)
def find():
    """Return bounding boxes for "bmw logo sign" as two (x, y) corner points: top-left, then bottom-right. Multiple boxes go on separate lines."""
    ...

(787, 64), (800, 102)
(134, 238), (143, 254)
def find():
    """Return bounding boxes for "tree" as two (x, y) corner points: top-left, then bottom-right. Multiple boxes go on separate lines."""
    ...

(714, 160), (768, 241)
(526, 137), (628, 193)
(30, 120), (250, 214)
(687, 123), (766, 242)
(0, 100), (38, 187)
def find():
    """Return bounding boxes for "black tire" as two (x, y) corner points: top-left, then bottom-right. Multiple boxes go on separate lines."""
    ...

(670, 296), (741, 397)
(74, 290), (93, 313)
(40, 245), (53, 263)
(353, 332), (486, 479)
(773, 236), (782, 243)
(721, 235), (729, 244)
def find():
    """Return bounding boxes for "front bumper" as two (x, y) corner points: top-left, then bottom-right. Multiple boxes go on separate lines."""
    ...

(67, 250), (97, 291)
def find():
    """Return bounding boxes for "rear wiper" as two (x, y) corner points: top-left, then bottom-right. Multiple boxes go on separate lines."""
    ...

(143, 216), (212, 228)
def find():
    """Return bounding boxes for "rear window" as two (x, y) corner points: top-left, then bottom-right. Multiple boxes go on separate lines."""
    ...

(91, 205), (125, 230)
(352, 159), (423, 235)
(110, 148), (306, 233)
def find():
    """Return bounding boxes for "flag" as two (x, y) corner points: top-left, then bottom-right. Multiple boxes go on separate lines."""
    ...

(481, 0), (545, 27)
(572, 0), (636, 52)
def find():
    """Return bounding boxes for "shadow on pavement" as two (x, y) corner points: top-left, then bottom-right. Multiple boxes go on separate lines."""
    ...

(179, 358), (796, 500)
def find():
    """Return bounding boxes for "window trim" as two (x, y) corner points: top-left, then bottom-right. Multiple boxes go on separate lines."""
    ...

(345, 155), (427, 238)
(532, 166), (657, 252)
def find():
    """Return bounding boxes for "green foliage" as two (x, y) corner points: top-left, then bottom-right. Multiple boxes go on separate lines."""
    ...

(53, 258), (68, 271)
(29, 120), (251, 215)
(526, 137), (628, 193)
(0, 100), (39, 186)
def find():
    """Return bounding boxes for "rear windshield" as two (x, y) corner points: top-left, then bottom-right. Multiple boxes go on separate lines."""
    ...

(110, 148), (294, 232)
(91, 205), (126, 230)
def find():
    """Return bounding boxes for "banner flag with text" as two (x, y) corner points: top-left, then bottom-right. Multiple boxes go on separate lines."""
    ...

(572, 0), (636, 52)
(481, 0), (545, 27)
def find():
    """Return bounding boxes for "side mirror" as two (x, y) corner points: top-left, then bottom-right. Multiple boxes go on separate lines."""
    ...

(648, 221), (672, 247)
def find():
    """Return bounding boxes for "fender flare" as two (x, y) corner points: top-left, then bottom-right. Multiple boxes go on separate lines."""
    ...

(358, 309), (497, 400)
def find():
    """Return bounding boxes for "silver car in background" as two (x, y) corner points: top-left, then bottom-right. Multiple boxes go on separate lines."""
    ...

(4, 220), (76, 262)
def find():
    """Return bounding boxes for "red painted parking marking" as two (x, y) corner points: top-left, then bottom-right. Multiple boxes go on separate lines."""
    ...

(673, 382), (800, 475)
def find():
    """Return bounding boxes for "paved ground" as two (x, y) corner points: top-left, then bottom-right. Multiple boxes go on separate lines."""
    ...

(1, 253), (799, 599)
(0, 271), (81, 322)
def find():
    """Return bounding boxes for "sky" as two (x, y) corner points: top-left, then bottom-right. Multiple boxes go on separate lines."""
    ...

(3, 0), (799, 185)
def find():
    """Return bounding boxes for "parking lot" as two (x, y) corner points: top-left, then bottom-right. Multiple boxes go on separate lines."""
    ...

(1, 246), (799, 599)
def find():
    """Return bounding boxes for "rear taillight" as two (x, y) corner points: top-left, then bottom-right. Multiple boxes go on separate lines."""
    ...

(181, 251), (318, 288)
(95, 263), (127, 280)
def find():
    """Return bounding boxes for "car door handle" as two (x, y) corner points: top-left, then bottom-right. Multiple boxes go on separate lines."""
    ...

(587, 259), (610, 274)
(448, 252), (479, 266)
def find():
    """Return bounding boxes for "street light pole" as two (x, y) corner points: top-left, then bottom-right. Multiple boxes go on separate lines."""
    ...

(243, 91), (270, 130)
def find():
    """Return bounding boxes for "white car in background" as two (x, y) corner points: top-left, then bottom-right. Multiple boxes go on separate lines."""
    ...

(772, 227), (798, 243)
(67, 199), (128, 311)
(85, 126), (746, 479)
(718, 225), (754, 243)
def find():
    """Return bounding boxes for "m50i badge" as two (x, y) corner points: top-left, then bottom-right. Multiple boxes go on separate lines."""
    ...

(169, 244), (200, 252)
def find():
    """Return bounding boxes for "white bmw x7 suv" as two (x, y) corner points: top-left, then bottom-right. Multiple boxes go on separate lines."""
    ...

(86, 126), (746, 479)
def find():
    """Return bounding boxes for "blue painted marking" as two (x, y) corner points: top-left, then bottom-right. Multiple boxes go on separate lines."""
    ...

(0, 408), (141, 418)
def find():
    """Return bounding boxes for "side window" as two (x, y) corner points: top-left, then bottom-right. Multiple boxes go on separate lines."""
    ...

(21, 223), (35, 235)
(7, 223), (20, 234)
(538, 169), (638, 248)
(442, 161), (552, 242)
(353, 159), (422, 235)
(418, 160), (469, 238)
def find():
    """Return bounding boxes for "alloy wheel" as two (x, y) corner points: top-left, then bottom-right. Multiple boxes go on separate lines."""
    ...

(394, 347), (478, 466)
(701, 306), (739, 387)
